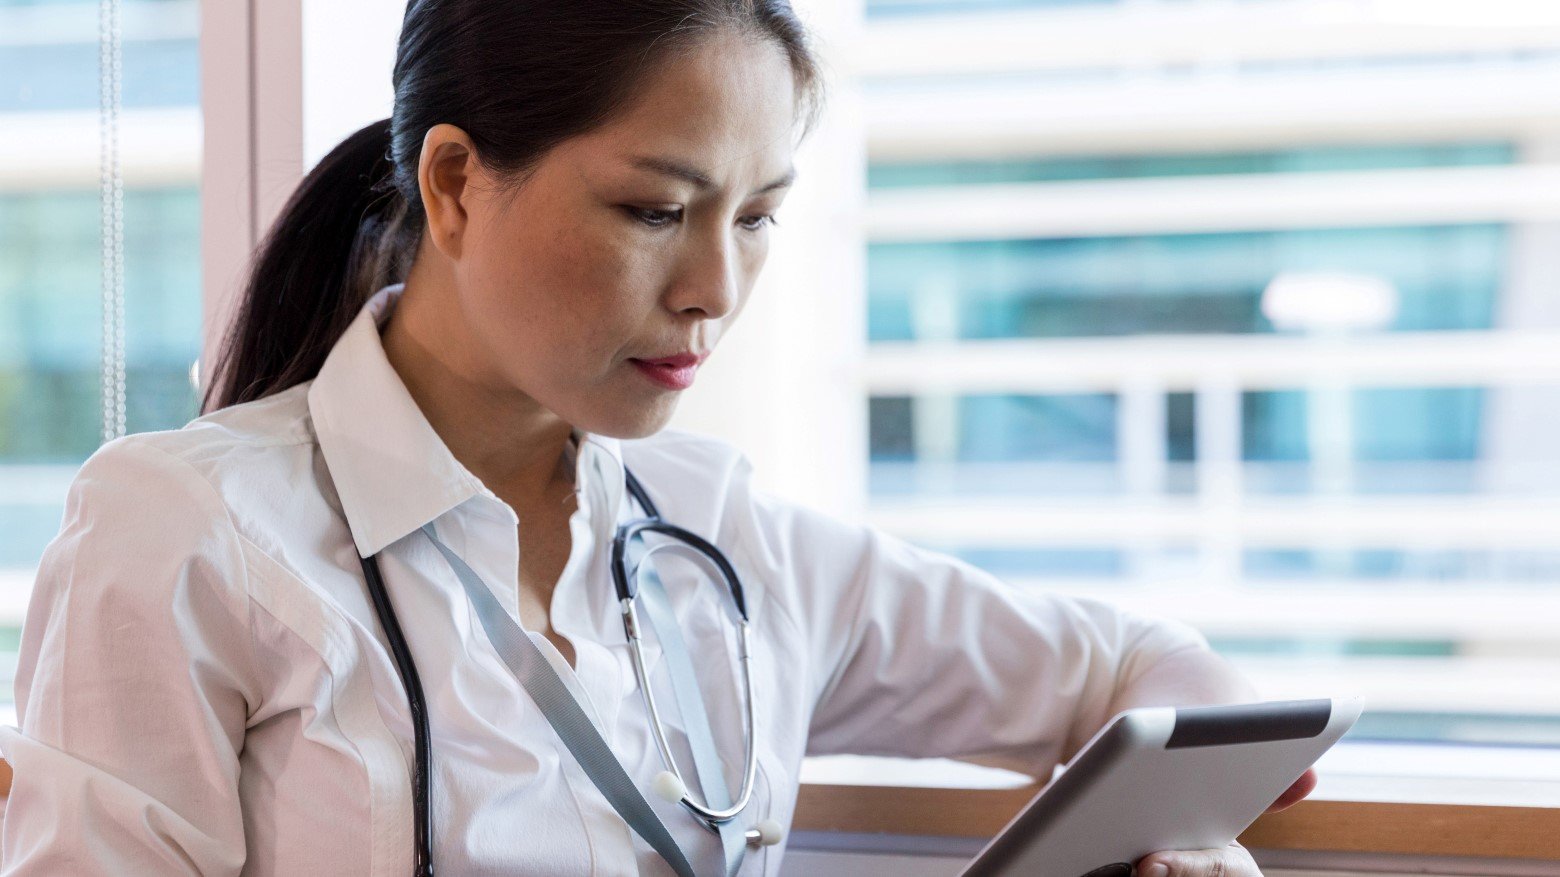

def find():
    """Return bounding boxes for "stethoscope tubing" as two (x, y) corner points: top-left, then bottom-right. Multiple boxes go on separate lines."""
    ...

(613, 471), (758, 826)
(359, 464), (756, 876)
(622, 597), (758, 823)
(358, 550), (437, 877)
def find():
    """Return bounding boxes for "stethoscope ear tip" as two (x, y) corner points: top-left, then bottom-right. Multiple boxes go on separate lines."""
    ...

(750, 819), (785, 847)
(652, 770), (688, 803)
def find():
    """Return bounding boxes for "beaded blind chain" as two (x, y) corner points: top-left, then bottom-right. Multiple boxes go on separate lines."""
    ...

(99, 0), (126, 443)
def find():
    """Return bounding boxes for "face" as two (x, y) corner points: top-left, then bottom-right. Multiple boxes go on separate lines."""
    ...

(416, 29), (800, 440)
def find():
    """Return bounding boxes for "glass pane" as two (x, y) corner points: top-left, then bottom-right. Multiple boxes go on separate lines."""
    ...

(0, 0), (202, 725)
(867, 200), (1557, 744)
(868, 225), (1505, 341)
(868, 144), (1516, 189)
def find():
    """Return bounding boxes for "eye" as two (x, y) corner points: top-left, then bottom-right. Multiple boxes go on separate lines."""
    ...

(625, 206), (682, 228)
(738, 213), (778, 232)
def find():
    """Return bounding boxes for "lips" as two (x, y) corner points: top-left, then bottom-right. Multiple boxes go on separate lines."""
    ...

(629, 352), (705, 391)
(633, 352), (705, 369)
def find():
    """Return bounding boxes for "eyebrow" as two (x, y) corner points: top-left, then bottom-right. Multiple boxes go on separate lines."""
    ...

(628, 155), (797, 195)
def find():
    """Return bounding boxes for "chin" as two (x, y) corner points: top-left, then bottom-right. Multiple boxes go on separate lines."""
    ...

(581, 402), (676, 441)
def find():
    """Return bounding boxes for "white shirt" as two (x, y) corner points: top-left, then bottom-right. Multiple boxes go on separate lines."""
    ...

(0, 283), (1212, 876)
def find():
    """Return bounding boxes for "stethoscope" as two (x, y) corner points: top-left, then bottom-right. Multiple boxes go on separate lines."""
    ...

(354, 453), (780, 877)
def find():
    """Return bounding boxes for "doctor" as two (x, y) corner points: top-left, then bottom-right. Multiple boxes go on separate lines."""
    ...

(0, 1), (1313, 875)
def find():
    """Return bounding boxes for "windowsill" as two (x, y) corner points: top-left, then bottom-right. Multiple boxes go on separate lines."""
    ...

(794, 742), (1560, 862)
(2, 743), (1555, 859)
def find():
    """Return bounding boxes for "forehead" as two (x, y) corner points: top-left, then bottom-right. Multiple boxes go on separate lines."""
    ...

(569, 31), (800, 187)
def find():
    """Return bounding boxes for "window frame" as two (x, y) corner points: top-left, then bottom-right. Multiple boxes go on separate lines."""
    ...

(198, 0), (302, 377)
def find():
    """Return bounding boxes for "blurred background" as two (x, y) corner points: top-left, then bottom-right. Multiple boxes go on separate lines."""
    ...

(2, 0), (1558, 770)
(836, 0), (1560, 751)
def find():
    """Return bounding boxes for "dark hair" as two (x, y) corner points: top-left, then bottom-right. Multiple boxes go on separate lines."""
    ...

(202, 0), (825, 413)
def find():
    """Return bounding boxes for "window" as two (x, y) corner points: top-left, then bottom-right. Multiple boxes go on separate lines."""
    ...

(847, 0), (1560, 753)
(8, 0), (1559, 811)
(0, 0), (202, 724)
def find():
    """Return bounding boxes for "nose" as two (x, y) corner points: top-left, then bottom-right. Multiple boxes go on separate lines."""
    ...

(666, 229), (742, 321)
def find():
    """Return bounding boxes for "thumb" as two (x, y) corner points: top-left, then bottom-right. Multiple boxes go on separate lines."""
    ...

(1137, 842), (1254, 877)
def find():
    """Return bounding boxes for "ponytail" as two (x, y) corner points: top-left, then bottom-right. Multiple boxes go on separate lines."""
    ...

(201, 118), (421, 412)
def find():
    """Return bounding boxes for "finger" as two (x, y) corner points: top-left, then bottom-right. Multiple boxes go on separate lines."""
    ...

(1137, 842), (1260, 877)
(1265, 767), (1319, 813)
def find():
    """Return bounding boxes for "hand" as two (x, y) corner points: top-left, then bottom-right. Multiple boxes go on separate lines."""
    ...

(1263, 767), (1317, 814)
(1133, 839), (1259, 877)
(1132, 769), (1317, 876)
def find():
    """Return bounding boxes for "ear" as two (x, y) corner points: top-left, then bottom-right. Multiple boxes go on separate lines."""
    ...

(416, 123), (482, 261)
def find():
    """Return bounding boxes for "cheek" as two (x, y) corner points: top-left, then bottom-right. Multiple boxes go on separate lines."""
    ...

(557, 221), (667, 343)
(474, 213), (664, 373)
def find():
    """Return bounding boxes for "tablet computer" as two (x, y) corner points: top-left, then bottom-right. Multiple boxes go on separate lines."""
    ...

(959, 696), (1365, 877)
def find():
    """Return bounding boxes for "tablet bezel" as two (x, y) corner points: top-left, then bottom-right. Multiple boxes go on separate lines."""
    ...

(959, 696), (1364, 877)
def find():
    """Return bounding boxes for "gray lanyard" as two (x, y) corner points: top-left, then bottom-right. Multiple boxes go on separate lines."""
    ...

(421, 521), (746, 876)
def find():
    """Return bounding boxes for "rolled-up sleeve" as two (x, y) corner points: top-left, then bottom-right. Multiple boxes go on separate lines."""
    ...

(0, 437), (257, 875)
(738, 484), (1211, 778)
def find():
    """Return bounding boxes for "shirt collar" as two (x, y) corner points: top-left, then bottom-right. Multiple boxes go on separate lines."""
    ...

(307, 282), (627, 558)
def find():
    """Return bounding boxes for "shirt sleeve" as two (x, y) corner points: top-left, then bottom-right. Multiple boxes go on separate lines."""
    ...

(738, 483), (1213, 778)
(0, 437), (258, 875)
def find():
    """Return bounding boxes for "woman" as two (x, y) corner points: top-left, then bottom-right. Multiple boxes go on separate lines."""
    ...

(0, 2), (1313, 875)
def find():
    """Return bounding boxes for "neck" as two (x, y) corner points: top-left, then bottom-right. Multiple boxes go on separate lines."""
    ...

(380, 276), (577, 509)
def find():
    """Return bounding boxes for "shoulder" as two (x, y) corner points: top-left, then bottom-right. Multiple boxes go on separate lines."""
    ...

(125, 381), (315, 475)
(60, 382), (321, 556)
(24, 412), (280, 716)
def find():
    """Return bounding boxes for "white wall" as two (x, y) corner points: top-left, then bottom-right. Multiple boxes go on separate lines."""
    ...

(663, 0), (869, 518)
